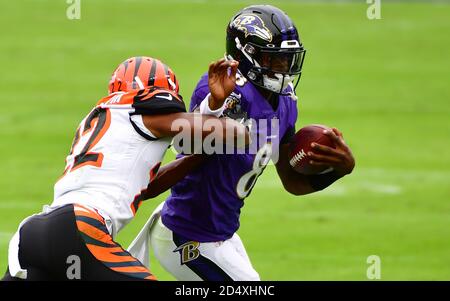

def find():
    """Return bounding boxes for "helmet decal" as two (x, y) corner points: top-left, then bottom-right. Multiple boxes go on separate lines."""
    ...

(231, 14), (273, 42)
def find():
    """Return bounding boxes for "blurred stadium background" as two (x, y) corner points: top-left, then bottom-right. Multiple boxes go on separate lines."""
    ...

(0, 0), (449, 280)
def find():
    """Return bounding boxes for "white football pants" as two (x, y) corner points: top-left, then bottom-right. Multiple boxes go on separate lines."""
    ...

(128, 202), (260, 281)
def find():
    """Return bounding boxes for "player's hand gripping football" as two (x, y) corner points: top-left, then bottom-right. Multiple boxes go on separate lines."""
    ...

(208, 58), (239, 109)
(308, 128), (355, 177)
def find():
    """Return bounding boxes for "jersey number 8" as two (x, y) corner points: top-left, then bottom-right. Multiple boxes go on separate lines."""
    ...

(236, 143), (272, 199)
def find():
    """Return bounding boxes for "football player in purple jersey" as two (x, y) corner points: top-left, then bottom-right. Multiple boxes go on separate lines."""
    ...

(129, 5), (355, 280)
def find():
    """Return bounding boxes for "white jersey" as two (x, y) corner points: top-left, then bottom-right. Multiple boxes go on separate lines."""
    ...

(52, 88), (186, 237)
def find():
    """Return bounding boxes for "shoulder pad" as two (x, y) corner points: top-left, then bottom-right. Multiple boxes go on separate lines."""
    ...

(130, 88), (186, 115)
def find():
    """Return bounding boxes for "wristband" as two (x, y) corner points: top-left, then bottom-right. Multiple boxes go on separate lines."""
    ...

(307, 169), (342, 191)
(199, 93), (226, 117)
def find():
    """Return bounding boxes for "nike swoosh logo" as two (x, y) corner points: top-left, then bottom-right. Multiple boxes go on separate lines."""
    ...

(156, 94), (172, 101)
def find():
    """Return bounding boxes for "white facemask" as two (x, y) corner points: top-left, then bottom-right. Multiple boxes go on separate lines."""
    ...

(262, 73), (294, 94)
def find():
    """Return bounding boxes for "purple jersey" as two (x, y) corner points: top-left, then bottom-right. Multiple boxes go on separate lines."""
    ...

(161, 73), (298, 242)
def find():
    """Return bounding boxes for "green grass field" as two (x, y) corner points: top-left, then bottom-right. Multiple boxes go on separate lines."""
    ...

(1, 0), (449, 280)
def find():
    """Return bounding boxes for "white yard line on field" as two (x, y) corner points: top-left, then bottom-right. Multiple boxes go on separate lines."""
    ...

(257, 168), (406, 196)
(0, 202), (42, 210)
(359, 182), (403, 195)
(317, 185), (348, 196)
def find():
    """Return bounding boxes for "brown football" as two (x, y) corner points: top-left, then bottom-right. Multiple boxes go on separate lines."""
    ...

(288, 124), (335, 175)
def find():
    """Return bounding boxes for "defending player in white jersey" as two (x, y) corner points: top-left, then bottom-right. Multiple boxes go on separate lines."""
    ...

(2, 56), (246, 281)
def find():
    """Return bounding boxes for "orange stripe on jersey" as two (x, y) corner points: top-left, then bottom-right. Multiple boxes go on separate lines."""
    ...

(97, 87), (177, 108)
(96, 93), (134, 106)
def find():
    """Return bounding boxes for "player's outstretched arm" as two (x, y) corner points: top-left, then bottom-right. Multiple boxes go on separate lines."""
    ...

(142, 58), (248, 147)
(142, 112), (250, 149)
(143, 154), (206, 199)
(276, 128), (355, 195)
